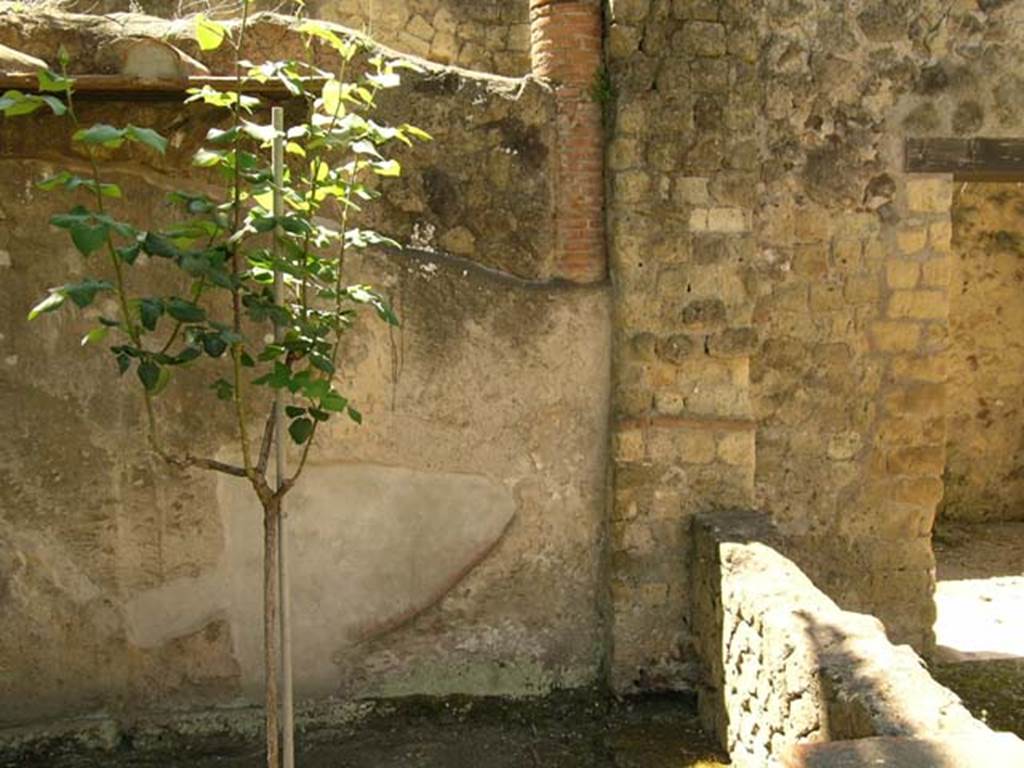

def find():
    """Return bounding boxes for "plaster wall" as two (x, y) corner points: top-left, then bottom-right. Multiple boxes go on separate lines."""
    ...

(0, 15), (610, 726)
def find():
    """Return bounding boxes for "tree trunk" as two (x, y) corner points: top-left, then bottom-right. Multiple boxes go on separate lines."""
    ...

(264, 498), (281, 768)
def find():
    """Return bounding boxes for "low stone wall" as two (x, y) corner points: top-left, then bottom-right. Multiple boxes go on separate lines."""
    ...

(691, 510), (1021, 767)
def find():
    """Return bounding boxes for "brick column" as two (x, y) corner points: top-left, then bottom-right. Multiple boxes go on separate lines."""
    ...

(530, 0), (606, 283)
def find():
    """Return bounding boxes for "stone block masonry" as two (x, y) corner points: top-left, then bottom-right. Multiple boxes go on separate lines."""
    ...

(605, 0), (759, 693)
(313, 1), (532, 77)
(603, 0), (1024, 688)
(691, 510), (1024, 768)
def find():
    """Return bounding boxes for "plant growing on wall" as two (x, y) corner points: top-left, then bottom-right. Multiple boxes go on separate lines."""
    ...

(0, 6), (428, 766)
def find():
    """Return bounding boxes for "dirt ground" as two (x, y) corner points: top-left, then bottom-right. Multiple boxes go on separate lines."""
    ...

(933, 521), (1024, 581)
(3, 693), (729, 768)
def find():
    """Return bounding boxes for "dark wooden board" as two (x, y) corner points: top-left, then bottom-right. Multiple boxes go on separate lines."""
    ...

(907, 137), (1024, 180)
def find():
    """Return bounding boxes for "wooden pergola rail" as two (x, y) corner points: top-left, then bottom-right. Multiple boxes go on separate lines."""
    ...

(0, 73), (313, 100)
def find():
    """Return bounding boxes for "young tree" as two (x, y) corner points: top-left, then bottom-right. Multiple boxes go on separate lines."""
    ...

(0, 8), (427, 766)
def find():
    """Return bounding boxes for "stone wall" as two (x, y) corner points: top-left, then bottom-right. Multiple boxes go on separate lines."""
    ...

(47, 0), (533, 76)
(311, 0), (531, 77)
(0, 13), (611, 726)
(605, 0), (1024, 689)
(942, 182), (1024, 523)
(691, 510), (1019, 767)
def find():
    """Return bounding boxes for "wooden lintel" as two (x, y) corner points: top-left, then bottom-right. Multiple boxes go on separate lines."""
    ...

(0, 73), (314, 100)
(906, 137), (1024, 181)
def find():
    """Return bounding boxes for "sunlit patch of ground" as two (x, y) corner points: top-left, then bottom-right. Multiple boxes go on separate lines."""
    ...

(933, 522), (1024, 661)
(932, 522), (1024, 738)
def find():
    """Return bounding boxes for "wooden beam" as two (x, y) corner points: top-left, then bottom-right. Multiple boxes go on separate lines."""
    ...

(0, 73), (314, 101)
(906, 137), (1024, 181)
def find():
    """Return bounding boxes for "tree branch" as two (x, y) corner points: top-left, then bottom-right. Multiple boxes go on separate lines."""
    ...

(256, 405), (276, 477)
(148, 443), (248, 478)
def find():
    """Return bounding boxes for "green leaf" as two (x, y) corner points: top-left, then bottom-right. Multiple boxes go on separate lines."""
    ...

(116, 352), (131, 375)
(117, 243), (141, 264)
(301, 377), (331, 400)
(151, 366), (172, 396)
(137, 359), (161, 391)
(81, 326), (109, 346)
(347, 405), (363, 424)
(258, 344), (285, 362)
(49, 206), (90, 230)
(0, 90), (66, 117)
(193, 148), (227, 167)
(310, 408), (329, 422)
(186, 86), (260, 112)
(37, 69), (73, 93)
(73, 124), (125, 148)
(64, 279), (113, 308)
(252, 361), (291, 389)
(284, 405), (306, 418)
(69, 219), (109, 255)
(38, 95), (67, 116)
(402, 123), (432, 142)
(212, 378), (233, 400)
(372, 159), (401, 177)
(196, 14), (228, 52)
(174, 346), (202, 365)
(141, 232), (183, 259)
(36, 171), (72, 191)
(27, 290), (66, 320)
(125, 125), (168, 155)
(288, 417), (314, 444)
(321, 391), (348, 412)
(309, 353), (334, 374)
(165, 298), (206, 323)
(299, 21), (359, 60)
(240, 120), (278, 143)
(321, 79), (343, 117)
(366, 71), (401, 89)
(139, 298), (164, 331)
(201, 333), (227, 357)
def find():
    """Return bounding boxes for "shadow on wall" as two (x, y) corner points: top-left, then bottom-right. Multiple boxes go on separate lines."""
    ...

(798, 614), (945, 758)
(789, 612), (1024, 766)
